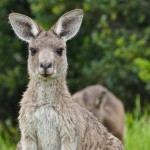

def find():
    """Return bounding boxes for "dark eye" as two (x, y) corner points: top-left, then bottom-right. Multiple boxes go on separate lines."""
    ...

(56, 48), (64, 56)
(30, 48), (37, 56)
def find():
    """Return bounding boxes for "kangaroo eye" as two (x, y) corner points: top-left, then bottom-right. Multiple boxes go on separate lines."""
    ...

(56, 48), (64, 56)
(30, 48), (37, 56)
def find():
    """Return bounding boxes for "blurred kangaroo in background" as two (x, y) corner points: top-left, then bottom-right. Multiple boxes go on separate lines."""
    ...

(72, 85), (125, 142)
(9, 9), (124, 150)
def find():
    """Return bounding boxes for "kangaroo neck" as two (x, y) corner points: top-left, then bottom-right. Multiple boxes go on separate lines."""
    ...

(25, 76), (71, 106)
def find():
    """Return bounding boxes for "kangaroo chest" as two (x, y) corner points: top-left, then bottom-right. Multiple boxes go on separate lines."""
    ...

(34, 106), (61, 150)
(20, 84), (77, 150)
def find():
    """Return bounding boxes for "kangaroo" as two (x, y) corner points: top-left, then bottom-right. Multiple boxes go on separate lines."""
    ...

(9, 9), (124, 150)
(72, 85), (125, 143)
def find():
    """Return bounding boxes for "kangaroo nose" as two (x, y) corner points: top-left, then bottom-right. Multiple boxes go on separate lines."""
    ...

(40, 62), (52, 69)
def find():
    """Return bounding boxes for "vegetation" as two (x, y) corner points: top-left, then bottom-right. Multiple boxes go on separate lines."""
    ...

(125, 98), (150, 150)
(0, 121), (19, 150)
(125, 112), (150, 150)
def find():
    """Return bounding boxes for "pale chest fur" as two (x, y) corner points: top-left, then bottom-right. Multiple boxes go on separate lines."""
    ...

(33, 106), (61, 149)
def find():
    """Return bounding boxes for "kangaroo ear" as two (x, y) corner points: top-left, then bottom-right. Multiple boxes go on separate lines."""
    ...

(95, 92), (107, 108)
(53, 9), (83, 41)
(9, 13), (40, 43)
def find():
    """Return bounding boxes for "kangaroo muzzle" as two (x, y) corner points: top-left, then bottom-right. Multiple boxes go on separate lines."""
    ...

(38, 50), (54, 77)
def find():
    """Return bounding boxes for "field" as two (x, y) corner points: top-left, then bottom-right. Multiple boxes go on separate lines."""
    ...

(125, 99), (150, 150)
(125, 112), (150, 149)
(0, 101), (150, 150)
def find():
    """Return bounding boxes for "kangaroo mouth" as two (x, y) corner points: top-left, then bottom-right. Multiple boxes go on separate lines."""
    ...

(40, 71), (55, 78)
(38, 68), (56, 79)
(42, 73), (49, 77)
(39, 70), (53, 78)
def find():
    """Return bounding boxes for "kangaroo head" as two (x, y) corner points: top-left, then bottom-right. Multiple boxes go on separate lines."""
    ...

(9, 9), (83, 80)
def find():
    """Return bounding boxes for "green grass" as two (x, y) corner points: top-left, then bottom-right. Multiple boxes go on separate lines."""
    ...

(125, 98), (150, 150)
(0, 99), (150, 150)
(0, 121), (18, 150)
(125, 112), (150, 150)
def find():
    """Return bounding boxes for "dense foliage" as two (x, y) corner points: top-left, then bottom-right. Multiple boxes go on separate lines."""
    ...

(0, 0), (150, 122)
